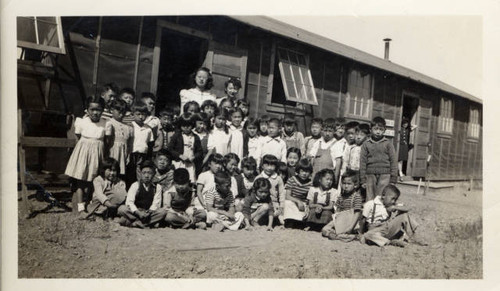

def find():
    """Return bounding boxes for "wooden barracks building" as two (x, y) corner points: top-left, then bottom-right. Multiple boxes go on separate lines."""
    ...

(17, 16), (482, 183)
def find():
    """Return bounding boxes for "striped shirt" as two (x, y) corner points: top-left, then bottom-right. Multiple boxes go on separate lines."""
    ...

(335, 191), (363, 212)
(285, 176), (312, 202)
(204, 186), (234, 211)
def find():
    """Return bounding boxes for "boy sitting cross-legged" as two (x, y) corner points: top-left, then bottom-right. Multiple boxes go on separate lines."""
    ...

(204, 171), (245, 231)
(117, 160), (167, 228)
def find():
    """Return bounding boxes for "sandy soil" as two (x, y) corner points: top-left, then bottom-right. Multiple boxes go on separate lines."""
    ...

(18, 183), (482, 279)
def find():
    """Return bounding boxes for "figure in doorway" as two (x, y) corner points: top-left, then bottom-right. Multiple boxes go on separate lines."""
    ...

(398, 117), (417, 179)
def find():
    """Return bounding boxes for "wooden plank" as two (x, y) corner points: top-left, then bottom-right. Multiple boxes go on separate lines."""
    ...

(20, 137), (76, 148)
(18, 109), (32, 217)
(133, 16), (144, 91)
(157, 19), (211, 40)
(92, 17), (103, 88)
(150, 23), (162, 93)
(266, 39), (276, 105)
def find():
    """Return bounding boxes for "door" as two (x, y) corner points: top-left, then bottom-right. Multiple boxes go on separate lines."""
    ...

(203, 41), (248, 98)
(411, 99), (432, 177)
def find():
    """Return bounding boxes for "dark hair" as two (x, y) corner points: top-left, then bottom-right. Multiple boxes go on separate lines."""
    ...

(85, 95), (105, 110)
(241, 157), (257, 175)
(191, 67), (214, 90)
(224, 153), (240, 167)
(109, 99), (127, 113)
(218, 97), (234, 110)
(201, 99), (217, 111)
(98, 83), (119, 96)
(268, 117), (281, 128)
(341, 169), (359, 186)
(295, 158), (313, 174)
(154, 149), (172, 162)
(139, 160), (156, 171)
(311, 118), (323, 127)
(183, 101), (201, 114)
(313, 168), (335, 188)
(224, 77), (242, 90)
(230, 107), (244, 119)
(251, 177), (272, 195)
(322, 118), (336, 130)
(99, 157), (120, 178)
(261, 154), (279, 169)
(214, 171), (231, 185)
(283, 113), (296, 125)
(140, 92), (156, 102)
(287, 147), (302, 161)
(277, 161), (289, 183)
(244, 117), (259, 130)
(235, 99), (250, 116)
(335, 117), (346, 129)
(345, 121), (360, 131)
(158, 107), (175, 118)
(193, 112), (210, 128)
(401, 117), (410, 125)
(131, 100), (149, 114)
(118, 87), (135, 99)
(371, 116), (387, 128)
(213, 108), (229, 133)
(176, 112), (195, 128)
(382, 184), (401, 199)
(257, 115), (270, 136)
(207, 153), (225, 166)
(357, 123), (371, 135)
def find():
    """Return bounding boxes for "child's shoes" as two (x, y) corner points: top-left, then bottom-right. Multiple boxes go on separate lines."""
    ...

(389, 239), (407, 248)
(195, 222), (207, 230)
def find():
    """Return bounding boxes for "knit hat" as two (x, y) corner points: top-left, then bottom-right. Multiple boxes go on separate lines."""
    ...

(174, 168), (190, 185)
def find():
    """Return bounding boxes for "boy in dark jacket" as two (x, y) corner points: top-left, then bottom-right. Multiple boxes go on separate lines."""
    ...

(168, 112), (203, 182)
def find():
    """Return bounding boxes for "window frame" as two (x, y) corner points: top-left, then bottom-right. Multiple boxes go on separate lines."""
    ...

(437, 97), (454, 135)
(467, 106), (481, 140)
(17, 16), (66, 54)
(344, 68), (374, 120)
(275, 47), (318, 106)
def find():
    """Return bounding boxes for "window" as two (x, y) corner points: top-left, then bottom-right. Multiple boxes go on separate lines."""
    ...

(17, 17), (66, 54)
(438, 97), (454, 134)
(345, 69), (373, 119)
(468, 107), (481, 139)
(276, 48), (318, 105)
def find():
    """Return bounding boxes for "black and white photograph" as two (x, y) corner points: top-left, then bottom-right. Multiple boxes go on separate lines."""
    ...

(2, 0), (497, 289)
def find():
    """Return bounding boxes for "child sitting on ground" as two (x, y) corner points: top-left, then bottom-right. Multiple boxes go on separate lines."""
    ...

(234, 157), (258, 208)
(196, 153), (224, 211)
(283, 159), (313, 229)
(359, 184), (420, 247)
(242, 177), (274, 231)
(84, 158), (127, 220)
(163, 168), (199, 229)
(204, 172), (244, 231)
(360, 116), (398, 201)
(152, 149), (175, 192)
(322, 170), (363, 241)
(117, 160), (167, 228)
(305, 169), (335, 231)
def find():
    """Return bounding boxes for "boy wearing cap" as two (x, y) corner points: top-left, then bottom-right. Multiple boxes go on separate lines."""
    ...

(117, 160), (167, 228)
(163, 168), (206, 229)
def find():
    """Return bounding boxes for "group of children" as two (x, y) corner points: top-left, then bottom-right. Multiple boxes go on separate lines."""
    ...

(63, 67), (420, 248)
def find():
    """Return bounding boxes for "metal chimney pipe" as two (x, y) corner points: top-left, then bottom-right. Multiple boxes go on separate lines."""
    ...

(383, 38), (392, 60)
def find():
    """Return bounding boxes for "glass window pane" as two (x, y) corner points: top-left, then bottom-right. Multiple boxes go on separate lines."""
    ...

(300, 67), (311, 86)
(281, 63), (294, 82)
(291, 65), (303, 86)
(37, 21), (59, 47)
(17, 17), (37, 43)
(285, 80), (297, 98)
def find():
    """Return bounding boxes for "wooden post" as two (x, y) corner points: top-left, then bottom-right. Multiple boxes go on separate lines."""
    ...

(18, 109), (32, 217)
(133, 16), (144, 92)
(416, 178), (422, 195)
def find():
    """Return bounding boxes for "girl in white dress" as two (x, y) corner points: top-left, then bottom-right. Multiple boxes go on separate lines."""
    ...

(65, 96), (107, 217)
(179, 67), (216, 114)
(105, 99), (133, 176)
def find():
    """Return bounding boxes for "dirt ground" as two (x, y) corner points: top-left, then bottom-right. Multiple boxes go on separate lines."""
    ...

(18, 183), (482, 279)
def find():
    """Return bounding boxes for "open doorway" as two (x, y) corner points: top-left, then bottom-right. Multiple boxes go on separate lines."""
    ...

(156, 29), (208, 111)
(400, 94), (419, 176)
